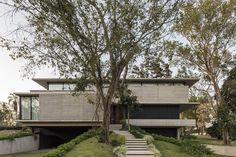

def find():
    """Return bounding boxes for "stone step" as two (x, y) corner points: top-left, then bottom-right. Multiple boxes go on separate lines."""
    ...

(126, 142), (147, 145)
(126, 151), (154, 155)
(109, 124), (122, 131)
(126, 146), (147, 149)
(126, 155), (155, 157)
(126, 143), (147, 146)
(127, 148), (149, 151)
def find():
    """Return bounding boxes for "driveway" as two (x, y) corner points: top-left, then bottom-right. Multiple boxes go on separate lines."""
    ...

(206, 145), (236, 157)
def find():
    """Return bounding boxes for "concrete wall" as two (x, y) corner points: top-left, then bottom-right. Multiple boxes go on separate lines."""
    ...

(39, 92), (103, 120)
(0, 135), (39, 155)
(128, 83), (188, 103)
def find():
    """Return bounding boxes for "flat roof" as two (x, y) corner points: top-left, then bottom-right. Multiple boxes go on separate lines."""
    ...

(33, 78), (199, 89)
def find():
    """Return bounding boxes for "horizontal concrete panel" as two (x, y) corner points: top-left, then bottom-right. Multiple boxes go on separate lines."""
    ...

(127, 119), (196, 127)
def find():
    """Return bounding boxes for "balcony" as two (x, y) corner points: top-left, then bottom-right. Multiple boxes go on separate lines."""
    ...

(126, 119), (196, 127)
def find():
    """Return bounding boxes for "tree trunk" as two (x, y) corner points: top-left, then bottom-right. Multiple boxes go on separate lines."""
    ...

(222, 127), (230, 145)
(102, 102), (111, 144)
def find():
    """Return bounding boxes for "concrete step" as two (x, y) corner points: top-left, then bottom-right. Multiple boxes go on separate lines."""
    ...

(126, 150), (154, 157)
(126, 143), (147, 146)
(126, 155), (155, 157)
(109, 124), (122, 131)
(127, 148), (149, 151)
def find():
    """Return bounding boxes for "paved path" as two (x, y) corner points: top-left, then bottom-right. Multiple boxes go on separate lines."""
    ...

(113, 130), (154, 157)
(206, 144), (236, 157)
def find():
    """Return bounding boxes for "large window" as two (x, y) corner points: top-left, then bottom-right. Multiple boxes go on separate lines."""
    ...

(20, 96), (39, 120)
(48, 83), (76, 91)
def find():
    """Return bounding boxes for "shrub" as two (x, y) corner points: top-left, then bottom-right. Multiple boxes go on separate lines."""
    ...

(143, 135), (154, 144)
(113, 145), (127, 157)
(207, 121), (222, 139)
(181, 134), (197, 140)
(0, 131), (33, 141)
(181, 140), (212, 157)
(229, 124), (236, 140)
(110, 132), (125, 147)
(43, 128), (100, 157)
(148, 143), (161, 157)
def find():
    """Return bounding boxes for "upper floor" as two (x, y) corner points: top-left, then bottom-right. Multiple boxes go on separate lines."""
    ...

(15, 78), (199, 123)
(31, 78), (198, 103)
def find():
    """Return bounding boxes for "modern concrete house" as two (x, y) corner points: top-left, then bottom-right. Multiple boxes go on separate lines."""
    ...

(15, 78), (199, 148)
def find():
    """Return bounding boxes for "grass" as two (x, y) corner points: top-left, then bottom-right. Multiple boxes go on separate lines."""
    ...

(64, 137), (116, 157)
(191, 135), (236, 146)
(154, 140), (228, 157)
(0, 150), (49, 157)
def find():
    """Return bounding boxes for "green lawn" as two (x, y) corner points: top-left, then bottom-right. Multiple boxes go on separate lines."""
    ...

(0, 150), (49, 157)
(65, 137), (116, 157)
(154, 140), (228, 157)
(191, 135), (236, 146)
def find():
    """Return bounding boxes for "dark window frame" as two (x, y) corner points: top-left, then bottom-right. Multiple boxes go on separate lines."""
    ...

(20, 96), (39, 120)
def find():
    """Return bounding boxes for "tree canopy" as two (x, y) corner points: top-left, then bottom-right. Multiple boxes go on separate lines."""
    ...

(0, 0), (181, 143)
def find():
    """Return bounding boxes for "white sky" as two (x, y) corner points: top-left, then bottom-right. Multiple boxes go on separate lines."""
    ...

(0, 4), (57, 102)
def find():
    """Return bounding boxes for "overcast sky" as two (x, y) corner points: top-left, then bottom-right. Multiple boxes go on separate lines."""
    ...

(0, 4), (57, 102)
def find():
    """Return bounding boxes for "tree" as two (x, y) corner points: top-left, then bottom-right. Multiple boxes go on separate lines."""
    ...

(167, 0), (236, 144)
(0, 102), (14, 126)
(220, 67), (236, 143)
(8, 93), (18, 112)
(131, 52), (172, 78)
(0, 0), (181, 143)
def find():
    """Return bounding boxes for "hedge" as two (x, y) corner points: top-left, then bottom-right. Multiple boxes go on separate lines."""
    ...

(0, 131), (33, 141)
(43, 128), (101, 157)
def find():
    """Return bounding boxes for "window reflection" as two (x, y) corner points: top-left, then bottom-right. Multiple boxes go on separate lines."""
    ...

(48, 83), (63, 90)
(21, 97), (31, 120)
(20, 96), (39, 120)
(32, 97), (39, 120)
(48, 83), (76, 91)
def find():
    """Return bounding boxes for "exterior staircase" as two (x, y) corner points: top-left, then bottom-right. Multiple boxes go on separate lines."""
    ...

(113, 130), (155, 157)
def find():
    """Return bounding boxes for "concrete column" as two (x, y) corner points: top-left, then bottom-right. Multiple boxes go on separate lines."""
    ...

(177, 128), (181, 140)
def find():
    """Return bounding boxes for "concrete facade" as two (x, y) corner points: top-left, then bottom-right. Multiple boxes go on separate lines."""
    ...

(129, 83), (188, 103)
(127, 119), (196, 127)
(38, 92), (103, 121)
(0, 135), (39, 155)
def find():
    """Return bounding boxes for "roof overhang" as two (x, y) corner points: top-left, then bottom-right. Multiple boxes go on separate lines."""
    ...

(33, 78), (199, 89)
(16, 120), (102, 127)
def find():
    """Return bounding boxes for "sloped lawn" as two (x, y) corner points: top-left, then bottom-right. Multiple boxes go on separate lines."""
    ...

(64, 137), (116, 157)
(154, 140), (229, 157)
(0, 150), (49, 157)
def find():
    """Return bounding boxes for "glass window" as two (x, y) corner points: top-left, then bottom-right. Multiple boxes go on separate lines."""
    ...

(21, 97), (31, 120)
(64, 83), (76, 90)
(31, 97), (39, 120)
(48, 83), (63, 90)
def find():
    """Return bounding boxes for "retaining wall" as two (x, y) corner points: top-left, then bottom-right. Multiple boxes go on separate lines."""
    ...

(0, 135), (39, 155)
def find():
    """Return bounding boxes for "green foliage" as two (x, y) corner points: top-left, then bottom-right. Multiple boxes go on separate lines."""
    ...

(0, 102), (15, 126)
(207, 121), (236, 140)
(43, 128), (100, 157)
(109, 132), (125, 147)
(143, 135), (154, 144)
(0, 131), (33, 141)
(147, 143), (161, 157)
(181, 140), (212, 157)
(113, 145), (127, 157)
